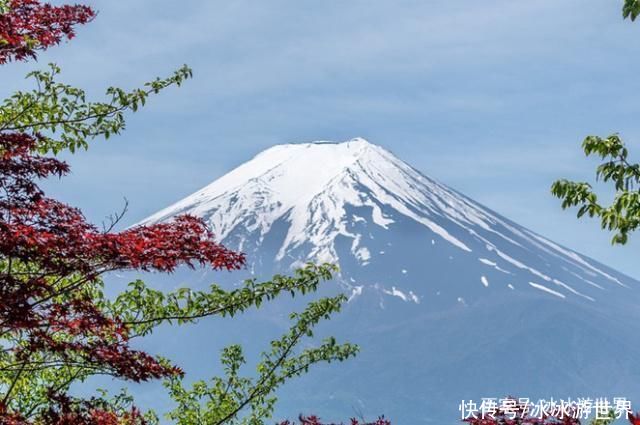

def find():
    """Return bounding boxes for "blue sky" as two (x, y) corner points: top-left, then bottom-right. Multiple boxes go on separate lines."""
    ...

(2, 0), (640, 278)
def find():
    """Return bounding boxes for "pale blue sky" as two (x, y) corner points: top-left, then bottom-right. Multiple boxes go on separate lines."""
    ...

(2, 0), (640, 278)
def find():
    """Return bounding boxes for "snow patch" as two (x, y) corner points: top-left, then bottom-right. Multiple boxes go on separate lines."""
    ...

(528, 281), (565, 299)
(478, 258), (511, 274)
(382, 286), (420, 304)
(487, 245), (553, 282)
(524, 230), (627, 287)
(352, 214), (366, 223)
(552, 278), (594, 302)
(348, 286), (364, 303)
(371, 207), (394, 229)
(350, 234), (371, 264)
(479, 258), (496, 266)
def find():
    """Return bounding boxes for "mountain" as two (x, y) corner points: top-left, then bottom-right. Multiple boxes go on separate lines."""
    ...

(140, 138), (640, 424)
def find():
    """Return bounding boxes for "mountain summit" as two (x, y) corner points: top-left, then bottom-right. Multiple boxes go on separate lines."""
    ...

(141, 138), (640, 424)
(142, 138), (626, 306)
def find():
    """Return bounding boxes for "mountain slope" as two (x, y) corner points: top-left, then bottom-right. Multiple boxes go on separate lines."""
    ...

(139, 138), (640, 424)
(142, 138), (629, 306)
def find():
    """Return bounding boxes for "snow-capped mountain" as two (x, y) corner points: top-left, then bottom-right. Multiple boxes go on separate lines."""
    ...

(142, 138), (626, 306)
(140, 138), (640, 424)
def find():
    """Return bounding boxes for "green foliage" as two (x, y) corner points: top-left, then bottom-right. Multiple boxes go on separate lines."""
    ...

(165, 296), (358, 425)
(105, 263), (339, 337)
(0, 63), (192, 154)
(551, 134), (640, 245)
(623, 0), (640, 21)
(0, 261), (354, 422)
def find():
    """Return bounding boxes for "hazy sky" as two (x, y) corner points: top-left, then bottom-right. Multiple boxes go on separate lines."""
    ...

(2, 0), (640, 278)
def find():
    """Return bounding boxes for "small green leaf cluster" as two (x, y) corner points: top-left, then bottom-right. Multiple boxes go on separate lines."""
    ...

(623, 0), (640, 21)
(551, 134), (640, 245)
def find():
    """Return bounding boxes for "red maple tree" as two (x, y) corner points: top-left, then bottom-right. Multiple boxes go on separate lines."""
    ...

(0, 130), (245, 423)
(0, 1), (249, 422)
(1, 2), (367, 424)
(0, 0), (94, 63)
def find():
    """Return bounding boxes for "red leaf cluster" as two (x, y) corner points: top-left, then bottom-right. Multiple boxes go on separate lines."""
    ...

(38, 393), (147, 425)
(0, 132), (245, 421)
(278, 415), (391, 425)
(0, 134), (245, 277)
(0, 0), (94, 63)
(0, 2), (249, 422)
(1, 3), (368, 425)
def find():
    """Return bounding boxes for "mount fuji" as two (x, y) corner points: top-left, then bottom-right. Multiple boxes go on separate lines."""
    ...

(139, 138), (640, 424)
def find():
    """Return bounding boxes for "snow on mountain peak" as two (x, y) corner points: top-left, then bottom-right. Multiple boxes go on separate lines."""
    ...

(140, 138), (631, 303)
(153, 138), (379, 211)
(141, 138), (466, 259)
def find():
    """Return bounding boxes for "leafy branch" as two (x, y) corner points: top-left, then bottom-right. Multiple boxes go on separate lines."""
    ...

(551, 134), (640, 244)
(108, 263), (338, 337)
(623, 0), (640, 21)
(165, 296), (359, 425)
(0, 63), (193, 154)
